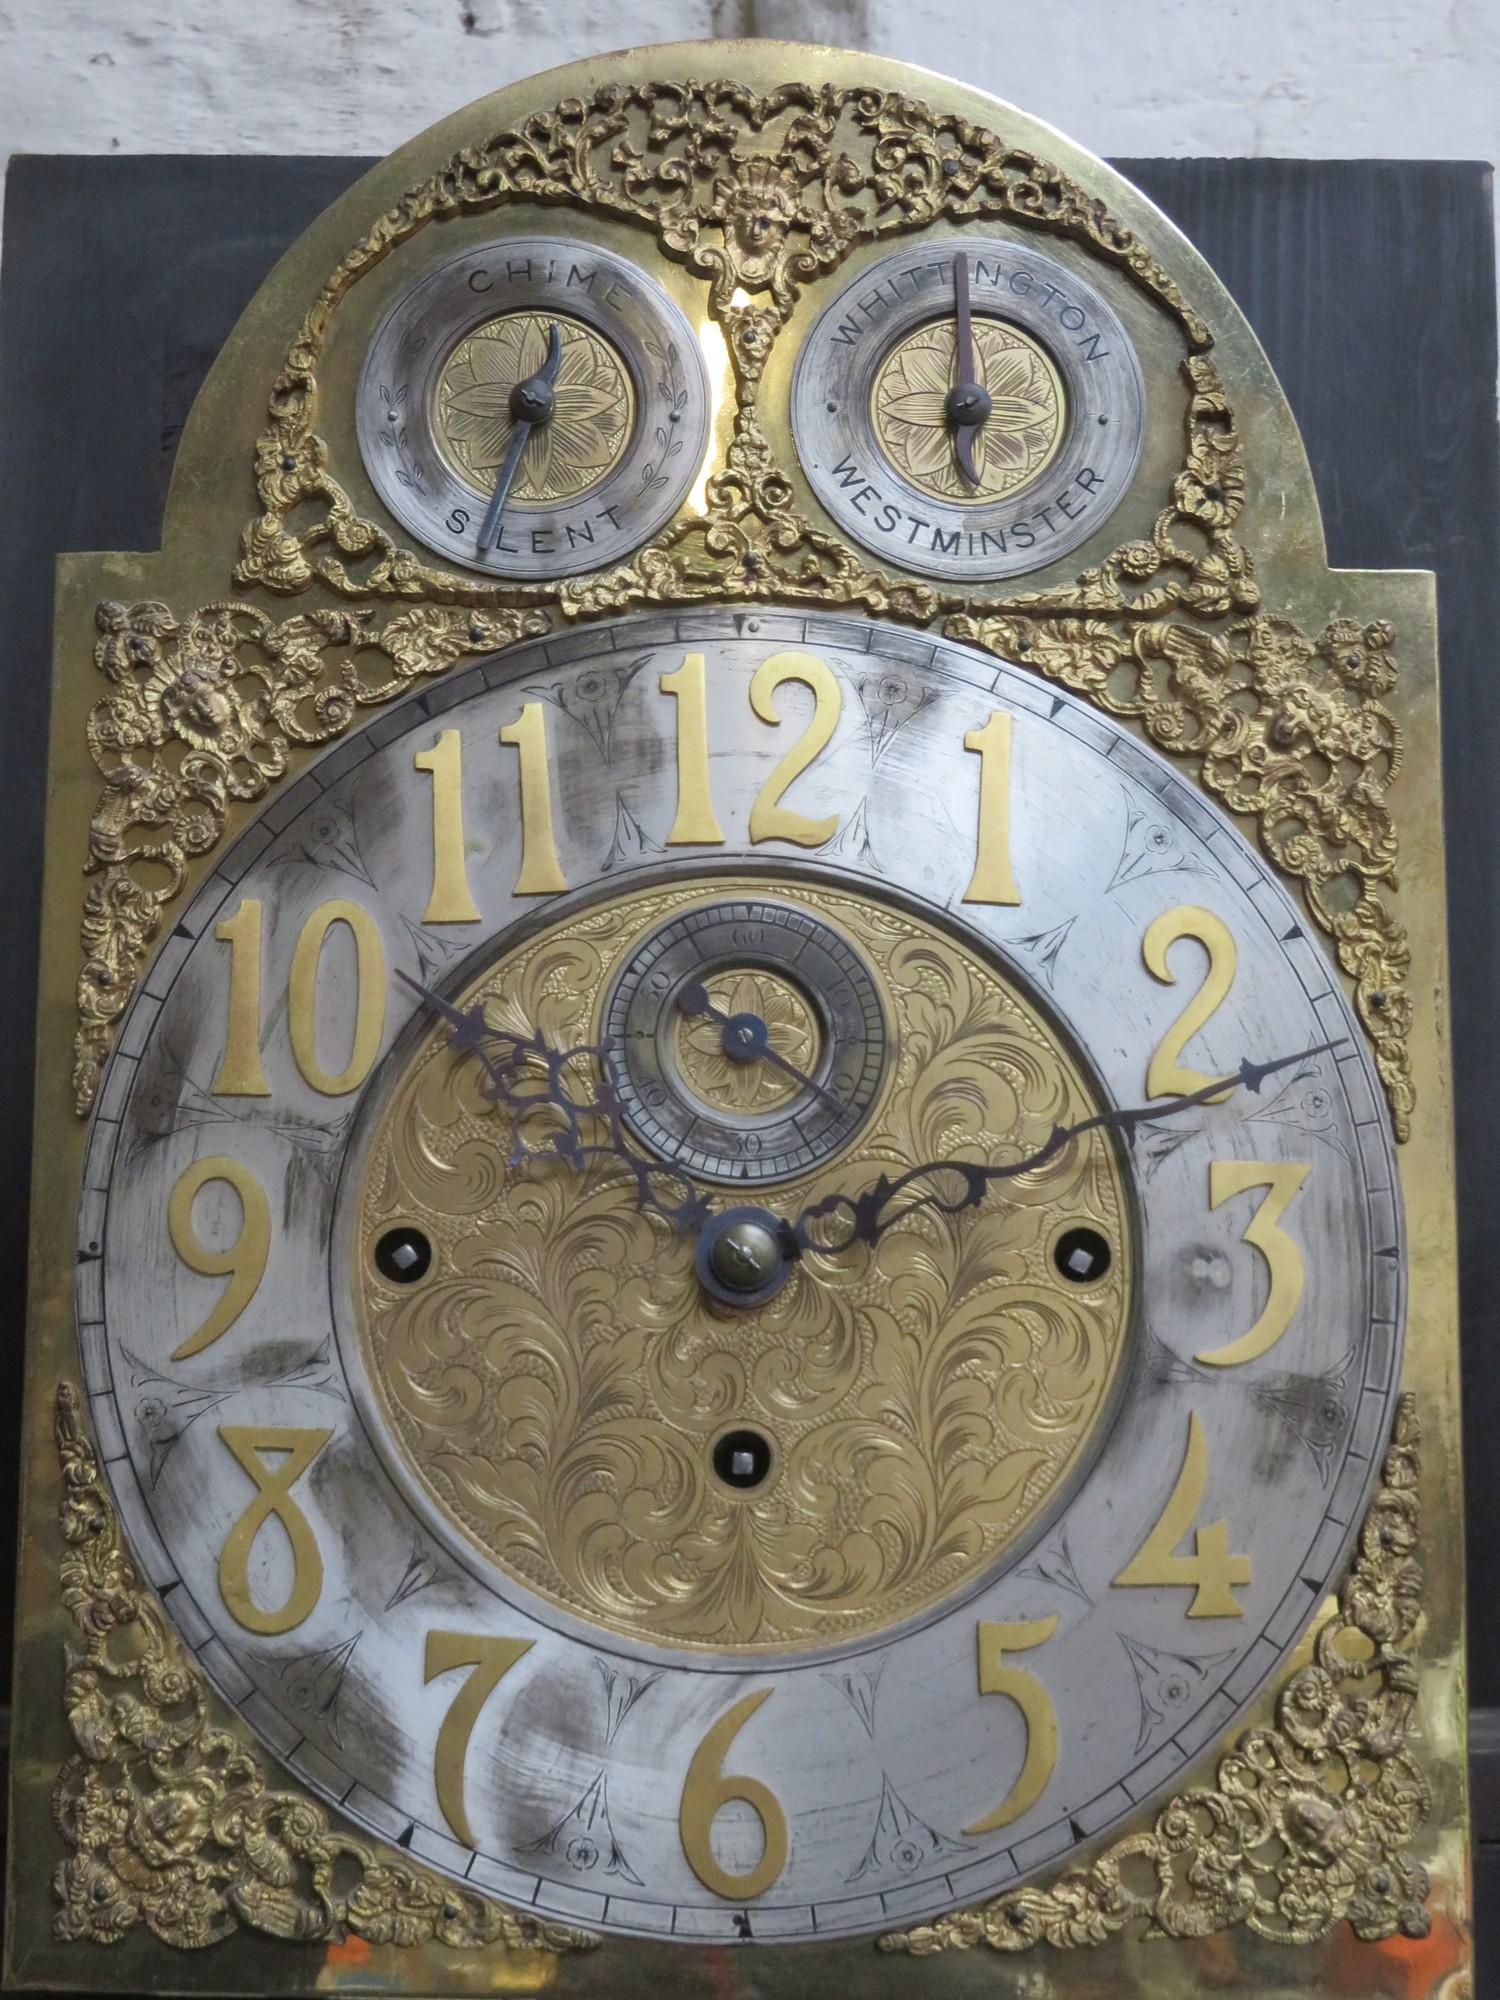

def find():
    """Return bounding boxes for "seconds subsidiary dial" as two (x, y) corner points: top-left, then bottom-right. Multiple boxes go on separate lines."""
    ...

(80, 610), (1401, 1943)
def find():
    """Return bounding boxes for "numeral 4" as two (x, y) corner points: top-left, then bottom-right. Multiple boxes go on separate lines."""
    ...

(1114, 1413), (1251, 1617)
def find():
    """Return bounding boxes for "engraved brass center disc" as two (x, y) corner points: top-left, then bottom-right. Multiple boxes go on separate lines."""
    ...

(871, 315), (1067, 504)
(354, 877), (1133, 1655)
(674, 969), (820, 1116)
(434, 309), (634, 503)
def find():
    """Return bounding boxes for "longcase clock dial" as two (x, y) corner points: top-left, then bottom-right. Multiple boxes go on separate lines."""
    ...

(77, 609), (1402, 1943)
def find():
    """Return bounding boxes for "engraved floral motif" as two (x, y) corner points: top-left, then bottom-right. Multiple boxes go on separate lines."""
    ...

(873, 318), (1066, 503)
(674, 969), (820, 1114)
(357, 880), (1132, 1650)
(436, 312), (632, 501)
(50, 1382), (595, 1956)
(880, 1397), (1429, 1953)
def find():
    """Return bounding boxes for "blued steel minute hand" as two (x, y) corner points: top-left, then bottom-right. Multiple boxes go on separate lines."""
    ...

(396, 970), (712, 1232)
(779, 1039), (1345, 1259)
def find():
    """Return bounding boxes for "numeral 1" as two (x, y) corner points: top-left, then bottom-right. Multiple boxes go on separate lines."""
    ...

(661, 653), (726, 845)
(414, 729), (481, 923)
(1114, 1412), (1251, 1616)
(962, 710), (1021, 905)
(499, 701), (569, 894)
(424, 1631), (533, 1849)
(213, 898), (270, 1095)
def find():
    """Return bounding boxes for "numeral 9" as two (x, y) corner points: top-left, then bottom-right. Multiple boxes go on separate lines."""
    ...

(167, 1156), (271, 1361)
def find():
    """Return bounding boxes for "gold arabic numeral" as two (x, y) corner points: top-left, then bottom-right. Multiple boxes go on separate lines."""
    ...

(679, 1688), (788, 1900)
(961, 710), (1022, 906)
(414, 729), (481, 923)
(212, 896), (269, 1095)
(1114, 1412), (1251, 1617)
(424, 1630), (533, 1850)
(499, 701), (569, 895)
(217, 1425), (333, 1636)
(287, 898), (387, 1096)
(963, 1614), (1060, 1835)
(1197, 1160), (1313, 1366)
(167, 1156), (271, 1361)
(1144, 905), (1238, 1099)
(661, 651), (726, 846)
(748, 651), (841, 847)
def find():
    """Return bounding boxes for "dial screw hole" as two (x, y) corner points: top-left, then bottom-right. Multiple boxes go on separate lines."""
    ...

(375, 1225), (432, 1284)
(1054, 1226), (1111, 1284)
(713, 1428), (773, 1491)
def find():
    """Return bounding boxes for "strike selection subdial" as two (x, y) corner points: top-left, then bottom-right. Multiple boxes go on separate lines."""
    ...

(601, 897), (887, 1185)
(357, 234), (711, 580)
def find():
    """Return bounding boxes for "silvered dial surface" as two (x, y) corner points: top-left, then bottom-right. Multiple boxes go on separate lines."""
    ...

(791, 238), (1145, 582)
(356, 235), (711, 579)
(80, 608), (1402, 1942)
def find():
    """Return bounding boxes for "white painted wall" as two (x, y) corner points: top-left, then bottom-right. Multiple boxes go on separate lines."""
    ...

(0, 0), (1495, 299)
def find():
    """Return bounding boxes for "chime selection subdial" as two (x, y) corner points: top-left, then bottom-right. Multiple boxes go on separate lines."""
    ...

(357, 234), (711, 580)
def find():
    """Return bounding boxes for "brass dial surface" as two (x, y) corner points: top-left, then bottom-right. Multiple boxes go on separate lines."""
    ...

(433, 309), (634, 504)
(871, 314), (1068, 504)
(355, 875), (1133, 1655)
(674, 968), (820, 1115)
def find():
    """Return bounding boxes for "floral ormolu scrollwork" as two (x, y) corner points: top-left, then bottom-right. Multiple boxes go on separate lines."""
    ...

(234, 78), (1206, 602)
(73, 598), (550, 1114)
(51, 1381), (596, 1955)
(880, 1395), (1429, 1955)
(945, 601), (1411, 1138)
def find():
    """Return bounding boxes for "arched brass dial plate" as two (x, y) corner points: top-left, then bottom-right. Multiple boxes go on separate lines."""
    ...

(791, 238), (1145, 581)
(356, 234), (711, 580)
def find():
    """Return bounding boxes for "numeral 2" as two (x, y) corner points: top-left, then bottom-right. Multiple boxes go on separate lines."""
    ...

(1143, 906), (1237, 1098)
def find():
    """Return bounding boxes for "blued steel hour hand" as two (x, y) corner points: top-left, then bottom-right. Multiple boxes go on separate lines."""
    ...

(475, 320), (563, 555)
(397, 969), (711, 1231)
(779, 1039), (1346, 1259)
(676, 981), (848, 1117)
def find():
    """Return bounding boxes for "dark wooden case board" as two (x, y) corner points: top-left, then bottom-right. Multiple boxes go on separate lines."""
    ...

(1, 148), (1496, 1963)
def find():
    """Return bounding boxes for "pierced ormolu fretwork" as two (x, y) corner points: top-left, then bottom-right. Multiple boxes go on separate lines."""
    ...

(235, 79), (1206, 603)
(880, 1395), (1429, 1955)
(73, 599), (549, 1115)
(50, 1382), (595, 1956)
(72, 78), (1415, 1135)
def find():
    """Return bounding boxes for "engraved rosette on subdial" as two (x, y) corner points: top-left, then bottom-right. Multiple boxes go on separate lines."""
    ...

(357, 234), (711, 580)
